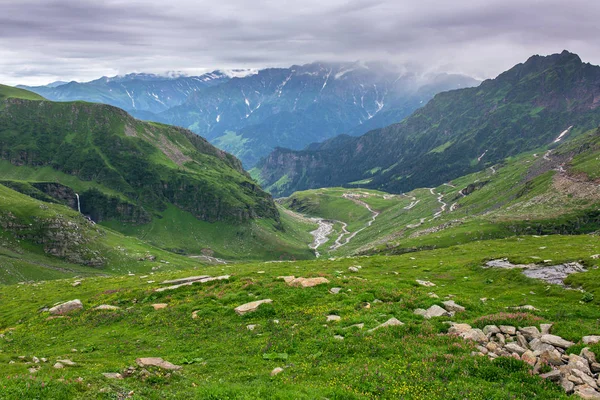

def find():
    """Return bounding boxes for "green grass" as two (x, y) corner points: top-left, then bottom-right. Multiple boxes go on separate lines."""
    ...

(0, 84), (45, 101)
(1, 235), (599, 398)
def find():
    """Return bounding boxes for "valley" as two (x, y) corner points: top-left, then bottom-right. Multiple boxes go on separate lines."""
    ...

(1, 51), (600, 399)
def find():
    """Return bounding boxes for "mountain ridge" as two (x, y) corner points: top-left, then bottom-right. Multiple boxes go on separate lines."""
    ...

(254, 50), (600, 196)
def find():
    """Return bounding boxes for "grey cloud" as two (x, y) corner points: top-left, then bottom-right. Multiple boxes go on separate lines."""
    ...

(1, 0), (599, 85)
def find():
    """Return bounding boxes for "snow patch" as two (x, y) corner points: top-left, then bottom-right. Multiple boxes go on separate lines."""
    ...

(553, 125), (573, 143)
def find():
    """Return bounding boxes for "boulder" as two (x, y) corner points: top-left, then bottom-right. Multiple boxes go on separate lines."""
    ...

(529, 338), (556, 353)
(505, 343), (527, 356)
(288, 277), (330, 288)
(53, 362), (64, 369)
(591, 362), (600, 373)
(326, 315), (341, 322)
(483, 325), (500, 335)
(102, 372), (123, 379)
(415, 305), (452, 319)
(540, 334), (574, 349)
(234, 299), (273, 315)
(459, 329), (488, 343)
(56, 359), (76, 366)
(568, 354), (592, 376)
(271, 367), (284, 376)
(540, 323), (553, 335)
(499, 326), (516, 335)
(416, 280), (436, 287)
(334, 335), (345, 341)
(48, 299), (83, 315)
(581, 348), (598, 365)
(583, 336), (600, 345)
(136, 357), (182, 371)
(560, 377), (575, 394)
(368, 318), (403, 332)
(518, 326), (541, 340)
(329, 287), (341, 294)
(540, 349), (564, 366)
(572, 369), (598, 389)
(155, 275), (230, 292)
(574, 385), (600, 399)
(448, 323), (472, 335)
(152, 303), (168, 310)
(516, 333), (528, 349)
(94, 305), (120, 311)
(278, 276), (295, 284)
(521, 350), (537, 366)
(442, 300), (465, 313)
(540, 370), (561, 381)
(348, 266), (360, 272)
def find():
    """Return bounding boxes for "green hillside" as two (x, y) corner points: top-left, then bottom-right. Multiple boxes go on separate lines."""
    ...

(279, 128), (600, 258)
(0, 85), (316, 263)
(1, 234), (599, 398)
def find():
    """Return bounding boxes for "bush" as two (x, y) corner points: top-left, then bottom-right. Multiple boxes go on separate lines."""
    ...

(582, 292), (594, 303)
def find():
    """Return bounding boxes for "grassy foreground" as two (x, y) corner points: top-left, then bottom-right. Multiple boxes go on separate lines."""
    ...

(1, 234), (599, 399)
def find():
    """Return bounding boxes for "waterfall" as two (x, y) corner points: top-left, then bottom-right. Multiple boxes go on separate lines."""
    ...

(75, 193), (81, 213)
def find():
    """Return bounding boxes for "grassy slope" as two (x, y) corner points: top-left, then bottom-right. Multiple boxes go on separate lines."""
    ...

(0, 85), (316, 262)
(0, 183), (219, 285)
(280, 129), (600, 258)
(0, 235), (599, 399)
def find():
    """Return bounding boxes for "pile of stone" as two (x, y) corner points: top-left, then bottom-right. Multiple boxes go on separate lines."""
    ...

(450, 322), (600, 398)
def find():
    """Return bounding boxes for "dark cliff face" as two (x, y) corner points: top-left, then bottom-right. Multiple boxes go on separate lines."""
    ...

(257, 51), (600, 197)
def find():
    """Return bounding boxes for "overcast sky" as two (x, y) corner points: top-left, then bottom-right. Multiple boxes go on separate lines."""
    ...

(1, 0), (599, 86)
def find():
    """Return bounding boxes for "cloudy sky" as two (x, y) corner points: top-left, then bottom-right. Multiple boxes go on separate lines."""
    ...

(1, 0), (599, 85)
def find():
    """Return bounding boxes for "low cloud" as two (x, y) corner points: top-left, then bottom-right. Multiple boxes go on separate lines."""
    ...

(1, 0), (599, 85)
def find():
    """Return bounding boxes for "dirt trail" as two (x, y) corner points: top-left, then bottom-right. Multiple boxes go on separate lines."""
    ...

(429, 188), (447, 219)
(329, 193), (381, 250)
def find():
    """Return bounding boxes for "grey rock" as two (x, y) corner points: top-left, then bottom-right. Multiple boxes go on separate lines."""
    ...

(442, 300), (465, 313)
(329, 287), (341, 294)
(448, 323), (472, 335)
(348, 266), (359, 273)
(495, 333), (506, 345)
(540, 369), (561, 381)
(521, 350), (537, 366)
(540, 349), (564, 366)
(560, 377), (574, 394)
(574, 384), (600, 399)
(326, 315), (341, 322)
(53, 362), (64, 369)
(483, 325), (500, 335)
(516, 333), (529, 349)
(568, 354), (592, 376)
(499, 325), (516, 335)
(572, 369), (598, 389)
(581, 348), (598, 365)
(368, 318), (403, 332)
(271, 367), (284, 376)
(48, 299), (83, 315)
(518, 326), (541, 340)
(459, 329), (488, 343)
(540, 323), (553, 335)
(505, 343), (527, 356)
(94, 305), (120, 310)
(416, 279), (436, 287)
(136, 357), (182, 371)
(529, 338), (556, 353)
(540, 334), (574, 349)
(56, 359), (76, 366)
(334, 335), (344, 341)
(102, 372), (123, 379)
(583, 336), (600, 345)
(234, 299), (273, 315)
(415, 305), (452, 319)
(591, 362), (600, 373)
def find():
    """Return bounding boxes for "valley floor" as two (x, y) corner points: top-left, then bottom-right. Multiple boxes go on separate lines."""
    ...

(1, 235), (599, 399)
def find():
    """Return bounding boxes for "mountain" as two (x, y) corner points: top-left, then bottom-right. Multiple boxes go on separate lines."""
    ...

(0, 84), (314, 261)
(156, 62), (479, 166)
(254, 51), (600, 197)
(277, 126), (600, 258)
(18, 71), (231, 114)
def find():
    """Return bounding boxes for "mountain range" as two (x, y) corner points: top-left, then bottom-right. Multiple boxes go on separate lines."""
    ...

(254, 51), (600, 196)
(20, 63), (479, 167)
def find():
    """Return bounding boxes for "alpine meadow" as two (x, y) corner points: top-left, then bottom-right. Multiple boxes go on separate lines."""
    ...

(1, 1), (600, 399)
